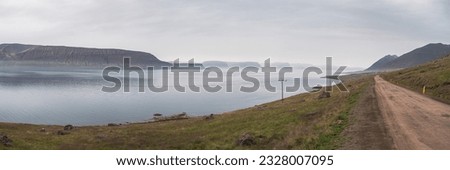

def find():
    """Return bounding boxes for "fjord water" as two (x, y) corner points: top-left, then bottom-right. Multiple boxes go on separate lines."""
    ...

(0, 67), (325, 125)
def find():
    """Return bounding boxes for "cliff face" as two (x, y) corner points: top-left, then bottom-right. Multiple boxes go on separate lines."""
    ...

(0, 43), (170, 67)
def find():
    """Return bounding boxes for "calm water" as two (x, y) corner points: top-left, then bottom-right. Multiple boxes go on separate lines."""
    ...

(0, 67), (325, 125)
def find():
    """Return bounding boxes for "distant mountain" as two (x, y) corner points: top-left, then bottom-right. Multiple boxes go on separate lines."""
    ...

(290, 63), (313, 69)
(202, 61), (261, 68)
(366, 55), (398, 71)
(202, 61), (229, 68)
(367, 43), (450, 71)
(0, 43), (170, 67)
(226, 61), (261, 68)
(271, 62), (291, 68)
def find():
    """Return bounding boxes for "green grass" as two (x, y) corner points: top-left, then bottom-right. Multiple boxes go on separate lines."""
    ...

(0, 77), (369, 150)
(299, 82), (365, 149)
(382, 54), (450, 104)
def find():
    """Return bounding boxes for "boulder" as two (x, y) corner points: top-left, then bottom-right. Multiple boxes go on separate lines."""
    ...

(0, 134), (13, 147)
(236, 133), (256, 146)
(64, 125), (74, 131)
(3, 141), (13, 147)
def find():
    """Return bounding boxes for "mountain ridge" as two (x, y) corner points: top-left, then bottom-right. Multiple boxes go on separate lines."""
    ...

(366, 55), (398, 71)
(0, 43), (170, 67)
(366, 43), (450, 71)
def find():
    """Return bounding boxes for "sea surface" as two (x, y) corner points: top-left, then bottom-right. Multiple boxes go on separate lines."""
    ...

(0, 66), (327, 125)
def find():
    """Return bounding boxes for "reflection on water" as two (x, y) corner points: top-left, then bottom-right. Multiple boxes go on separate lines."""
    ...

(0, 67), (325, 125)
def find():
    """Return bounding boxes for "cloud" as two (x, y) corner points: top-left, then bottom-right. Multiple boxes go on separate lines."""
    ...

(0, 0), (449, 67)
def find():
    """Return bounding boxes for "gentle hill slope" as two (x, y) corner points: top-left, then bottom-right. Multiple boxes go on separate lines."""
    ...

(382, 54), (450, 104)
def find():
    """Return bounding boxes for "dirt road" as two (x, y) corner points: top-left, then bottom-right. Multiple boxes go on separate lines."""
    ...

(374, 75), (450, 149)
(341, 79), (394, 150)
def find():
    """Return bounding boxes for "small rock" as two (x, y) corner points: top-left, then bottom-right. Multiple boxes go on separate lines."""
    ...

(255, 105), (265, 110)
(318, 91), (331, 99)
(177, 112), (188, 118)
(300, 112), (320, 120)
(107, 123), (119, 127)
(204, 114), (214, 120)
(64, 125), (74, 131)
(312, 85), (323, 91)
(236, 133), (256, 146)
(57, 130), (70, 136)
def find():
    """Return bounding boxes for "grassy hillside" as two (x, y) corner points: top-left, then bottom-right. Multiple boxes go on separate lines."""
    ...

(0, 77), (370, 150)
(382, 54), (450, 104)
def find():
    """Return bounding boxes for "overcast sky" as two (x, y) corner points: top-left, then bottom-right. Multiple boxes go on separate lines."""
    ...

(1, 0), (449, 67)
